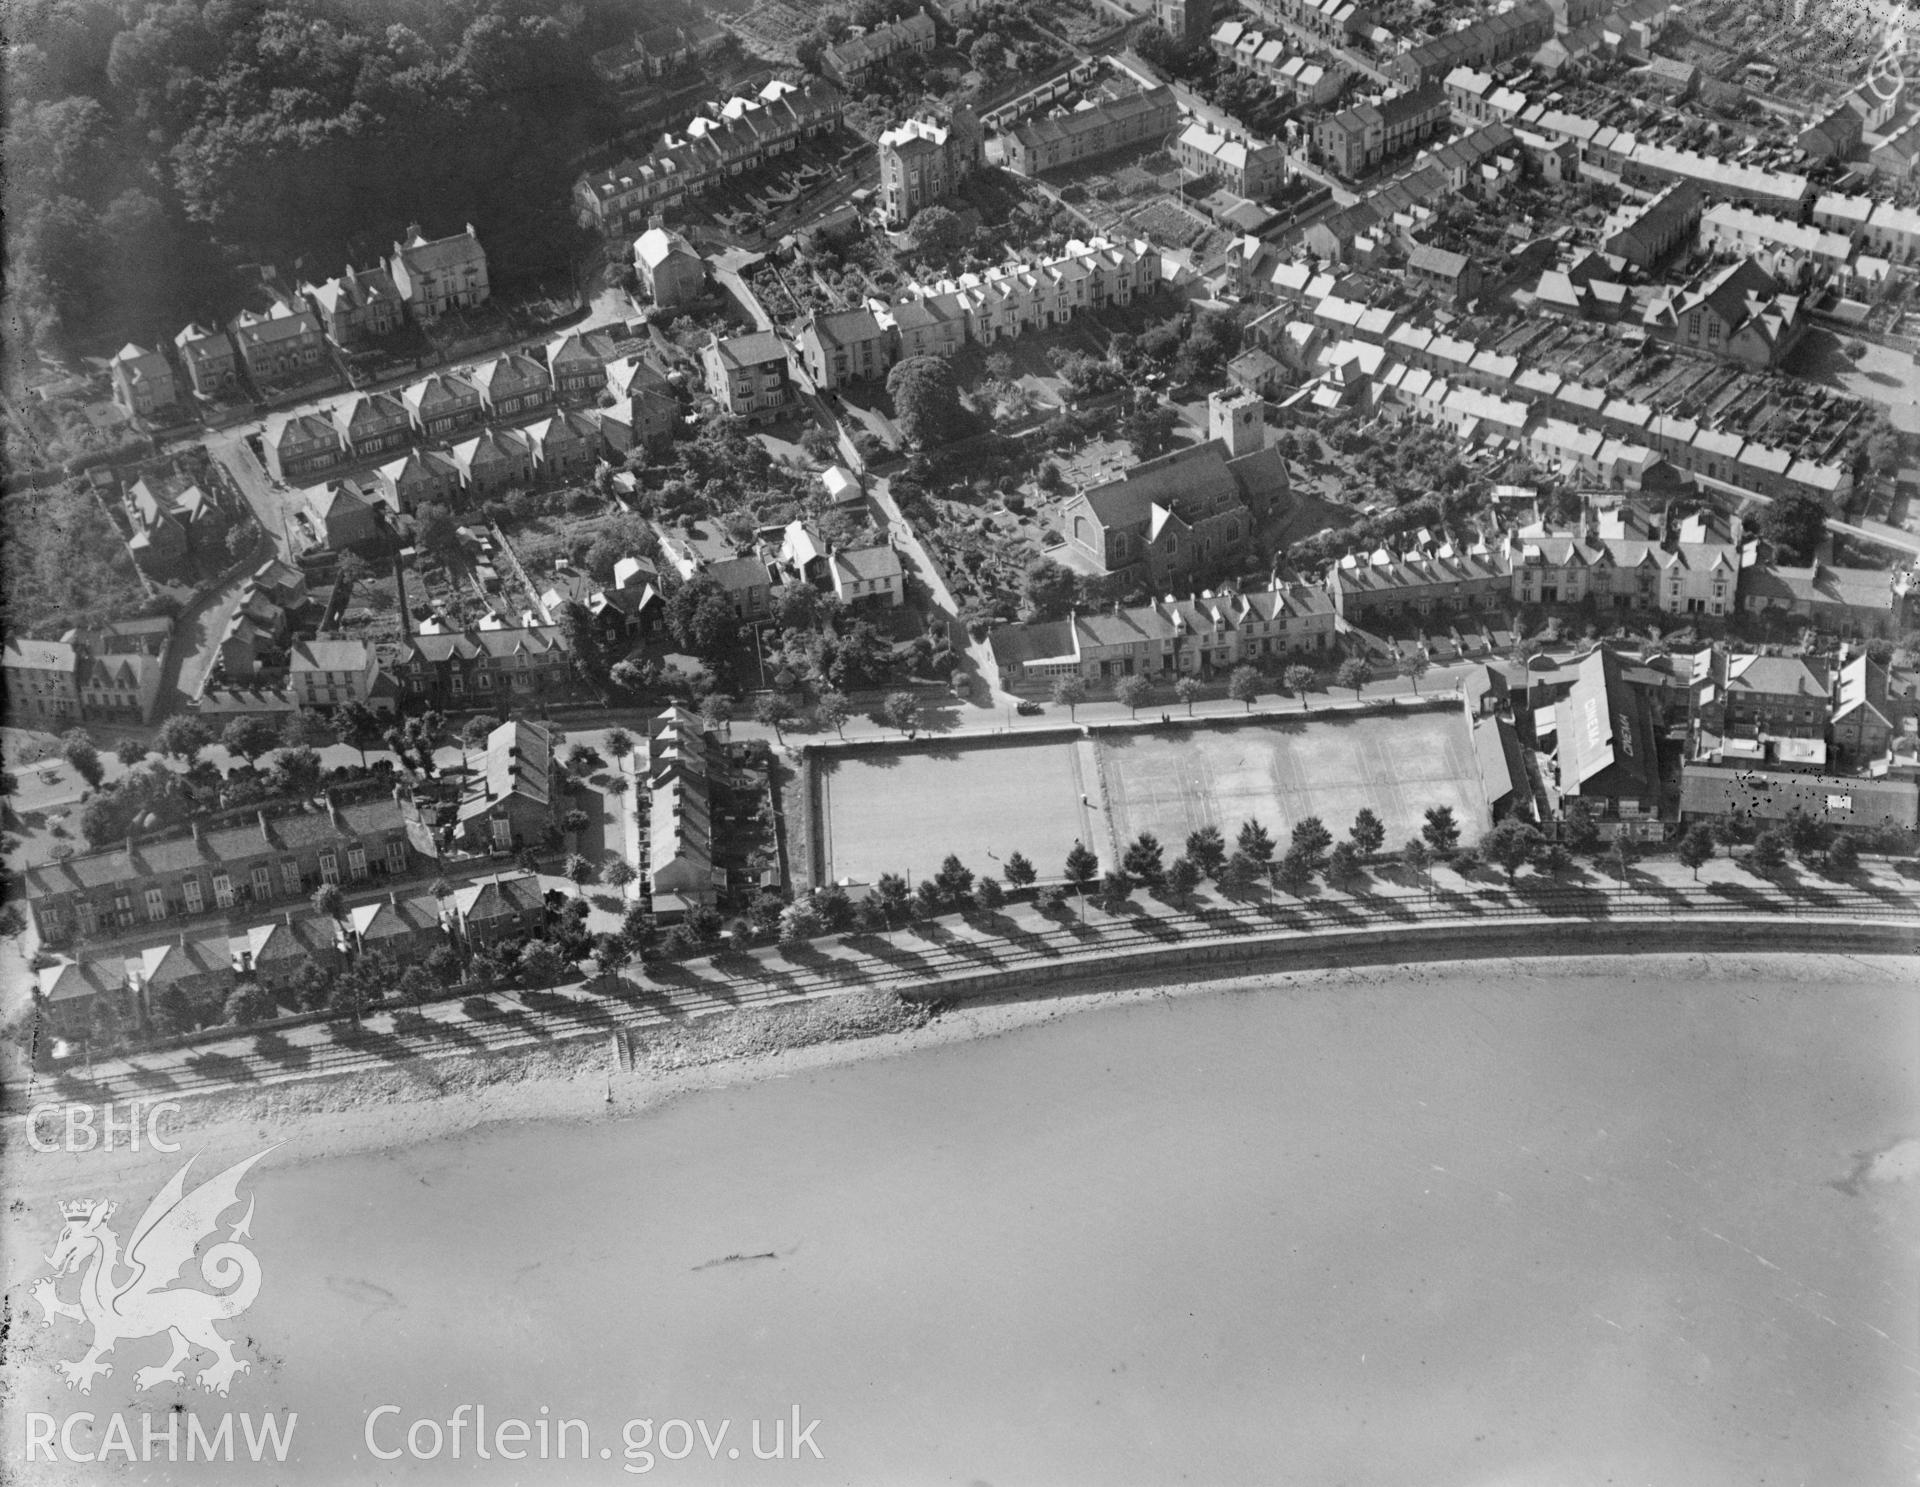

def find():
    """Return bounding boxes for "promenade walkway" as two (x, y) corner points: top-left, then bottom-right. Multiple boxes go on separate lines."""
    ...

(20, 855), (1917, 1109)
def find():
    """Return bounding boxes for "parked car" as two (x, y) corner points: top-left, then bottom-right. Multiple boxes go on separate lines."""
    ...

(1015, 700), (1044, 716)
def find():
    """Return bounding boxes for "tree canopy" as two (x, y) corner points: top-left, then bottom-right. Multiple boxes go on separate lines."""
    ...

(8, 0), (619, 355)
(665, 574), (740, 661)
(906, 204), (969, 263)
(886, 355), (969, 449)
(1755, 492), (1828, 564)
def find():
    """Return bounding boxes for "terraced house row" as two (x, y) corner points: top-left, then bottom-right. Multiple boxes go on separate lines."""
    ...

(573, 79), (844, 237)
(35, 873), (552, 1037)
(20, 789), (433, 950)
(262, 332), (676, 493)
(1246, 273), (1853, 507)
(990, 581), (1340, 685)
(884, 236), (1165, 351)
(1442, 66), (1809, 212)
(1324, 505), (1746, 622)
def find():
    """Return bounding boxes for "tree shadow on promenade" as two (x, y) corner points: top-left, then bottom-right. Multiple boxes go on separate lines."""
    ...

(185, 1049), (260, 1083)
(1774, 873), (1843, 909)
(972, 911), (1065, 957)
(410, 1016), (489, 1056)
(837, 933), (932, 974)
(1429, 885), (1489, 917)
(521, 989), (619, 1030)
(1704, 880), (1788, 914)
(125, 1062), (182, 1091)
(251, 1030), (313, 1068)
(1124, 912), (1184, 943)
(642, 959), (735, 999)
(1512, 877), (1610, 918)
(325, 1024), (420, 1064)
(460, 996), (553, 1041)
(48, 1069), (113, 1103)
(1345, 879), (1418, 921)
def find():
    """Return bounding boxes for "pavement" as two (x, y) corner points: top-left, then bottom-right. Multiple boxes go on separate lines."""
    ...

(22, 850), (1917, 1106)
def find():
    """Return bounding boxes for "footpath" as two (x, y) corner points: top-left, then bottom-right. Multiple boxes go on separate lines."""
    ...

(17, 855), (1918, 1109)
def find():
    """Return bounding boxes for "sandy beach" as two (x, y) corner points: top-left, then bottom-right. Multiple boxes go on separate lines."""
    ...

(8, 947), (1912, 1201)
(4, 946), (1915, 1485)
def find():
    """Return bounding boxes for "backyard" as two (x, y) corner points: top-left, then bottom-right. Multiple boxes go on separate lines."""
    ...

(0, 480), (153, 640)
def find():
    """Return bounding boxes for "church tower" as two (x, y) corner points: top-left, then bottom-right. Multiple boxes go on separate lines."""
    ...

(1208, 388), (1262, 458)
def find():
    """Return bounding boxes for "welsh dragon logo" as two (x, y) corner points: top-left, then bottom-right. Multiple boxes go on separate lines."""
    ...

(32, 1147), (277, 1397)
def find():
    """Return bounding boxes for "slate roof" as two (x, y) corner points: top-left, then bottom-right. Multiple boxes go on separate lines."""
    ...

(709, 331), (790, 369)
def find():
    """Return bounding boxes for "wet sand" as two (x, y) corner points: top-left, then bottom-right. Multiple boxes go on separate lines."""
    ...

(4, 952), (1917, 1484)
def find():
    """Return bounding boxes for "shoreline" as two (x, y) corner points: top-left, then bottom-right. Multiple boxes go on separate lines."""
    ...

(5, 946), (1914, 1203)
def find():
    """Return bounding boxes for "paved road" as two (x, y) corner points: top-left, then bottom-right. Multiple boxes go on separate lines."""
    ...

(868, 475), (965, 622)
(204, 426), (294, 560)
(711, 251), (776, 332)
(162, 541), (271, 711)
(25, 854), (1918, 1105)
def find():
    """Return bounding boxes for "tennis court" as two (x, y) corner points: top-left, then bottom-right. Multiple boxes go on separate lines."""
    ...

(1098, 712), (1489, 857)
(817, 739), (1106, 886)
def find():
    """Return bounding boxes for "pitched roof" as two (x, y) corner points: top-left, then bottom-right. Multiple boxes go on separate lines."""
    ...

(1076, 441), (1243, 531)
(349, 893), (443, 941)
(1408, 243), (1471, 280)
(805, 308), (886, 349)
(635, 227), (700, 269)
(230, 305), (322, 348)
(394, 224), (485, 274)
(39, 957), (126, 1005)
(1012, 86), (1175, 152)
(708, 330), (790, 369)
(399, 625), (567, 663)
(4, 638), (78, 672)
(290, 637), (372, 673)
(452, 872), (545, 920)
(1557, 647), (1659, 799)
(834, 546), (903, 583)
